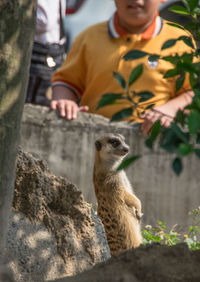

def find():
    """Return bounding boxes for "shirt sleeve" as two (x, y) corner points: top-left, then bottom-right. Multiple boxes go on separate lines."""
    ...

(51, 33), (86, 98)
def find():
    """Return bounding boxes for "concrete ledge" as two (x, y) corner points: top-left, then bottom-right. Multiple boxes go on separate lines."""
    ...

(20, 104), (200, 229)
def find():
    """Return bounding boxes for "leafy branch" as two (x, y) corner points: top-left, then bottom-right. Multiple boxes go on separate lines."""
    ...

(97, 0), (200, 175)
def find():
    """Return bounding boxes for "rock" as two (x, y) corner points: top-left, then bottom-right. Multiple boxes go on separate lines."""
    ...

(5, 149), (110, 282)
(47, 243), (200, 282)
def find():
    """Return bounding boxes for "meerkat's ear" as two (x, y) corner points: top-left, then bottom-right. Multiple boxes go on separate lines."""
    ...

(95, 140), (102, 151)
(117, 133), (125, 141)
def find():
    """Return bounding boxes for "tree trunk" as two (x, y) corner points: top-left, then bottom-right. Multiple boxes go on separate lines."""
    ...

(0, 0), (37, 281)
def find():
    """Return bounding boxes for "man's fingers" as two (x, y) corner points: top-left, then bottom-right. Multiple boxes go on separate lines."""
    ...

(79, 105), (89, 112)
(141, 121), (152, 135)
(50, 100), (88, 120)
(58, 102), (67, 118)
(141, 111), (161, 135)
(50, 100), (57, 110)
(71, 105), (78, 119)
(161, 116), (172, 128)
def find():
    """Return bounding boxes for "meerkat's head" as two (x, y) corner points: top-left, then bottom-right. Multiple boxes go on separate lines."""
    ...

(94, 133), (129, 169)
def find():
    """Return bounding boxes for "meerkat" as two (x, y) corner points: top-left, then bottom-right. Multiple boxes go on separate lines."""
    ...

(93, 133), (143, 256)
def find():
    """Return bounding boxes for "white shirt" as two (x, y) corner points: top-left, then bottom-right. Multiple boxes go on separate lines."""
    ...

(34, 0), (66, 45)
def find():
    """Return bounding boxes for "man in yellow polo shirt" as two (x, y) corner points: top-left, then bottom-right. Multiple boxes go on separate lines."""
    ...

(51, 0), (193, 134)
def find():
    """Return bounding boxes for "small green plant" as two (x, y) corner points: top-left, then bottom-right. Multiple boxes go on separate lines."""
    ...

(142, 207), (200, 250)
(142, 221), (180, 246)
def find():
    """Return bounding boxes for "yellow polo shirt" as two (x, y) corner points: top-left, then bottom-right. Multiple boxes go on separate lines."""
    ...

(52, 13), (193, 122)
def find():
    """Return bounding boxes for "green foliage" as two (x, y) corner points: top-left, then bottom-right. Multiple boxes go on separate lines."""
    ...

(110, 107), (133, 122)
(123, 50), (149, 60)
(98, 0), (200, 175)
(97, 93), (124, 109)
(145, 120), (161, 149)
(142, 207), (200, 250)
(117, 155), (140, 171)
(172, 157), (183, 175)
(97, 65), (155, 122)
(128, 64), (143, 86)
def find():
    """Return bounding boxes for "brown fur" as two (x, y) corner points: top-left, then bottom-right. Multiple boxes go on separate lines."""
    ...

(93, 133), (143, 256)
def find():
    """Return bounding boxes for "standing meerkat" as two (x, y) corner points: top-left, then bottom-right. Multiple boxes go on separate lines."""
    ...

(93, 133), (143, 256)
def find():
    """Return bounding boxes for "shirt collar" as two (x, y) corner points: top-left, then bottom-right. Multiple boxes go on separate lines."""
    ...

(108, 11), (162, 39)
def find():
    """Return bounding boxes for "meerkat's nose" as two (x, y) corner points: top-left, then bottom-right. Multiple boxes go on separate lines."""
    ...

(123, 146), (129, 153)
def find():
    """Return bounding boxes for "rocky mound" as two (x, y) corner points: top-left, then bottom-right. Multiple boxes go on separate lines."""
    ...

(5, 149), (110, 282)
(49, 243), (200, 282)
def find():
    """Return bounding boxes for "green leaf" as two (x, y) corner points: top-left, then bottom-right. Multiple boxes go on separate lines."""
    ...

(167, 22), (185, 31)
(189, 0), (199, 11)
(110, 107), (133, 122)
(174, 110), (186, 126)
(193, 7), (200, 13)
(117, 155), (140, 171)
(148, 54), (160, 62)
(178, 143), (193, 156)
(194, 149), (200, 158)
(187, 111), (200, 134)
(150, 120), (161, 141)
(97, 93), (124, 109)
(145, 103), (155, 110)
(113, 72), (127, 89)
(145, 138), (153, 149)
(178, 36), (194, 49)
(185, 21), (198, 31)
(145, 121), (161, 149)
(180, 52), (194, 64)
(169, 5), (190, 15)
(161, 39), (177, 50)
(128, 64), (143, 86)
(197, 133), (200, 144)
(171, 123), (189, 143)
(172, 157), (183, 176)
(189, 72), (198, 89)
(123, 50), (149, 61)
(176, 74), (185, 91)
(138, 91), (154, 102)
(164, 68), (178, 78)
(162, 55), (178, 64)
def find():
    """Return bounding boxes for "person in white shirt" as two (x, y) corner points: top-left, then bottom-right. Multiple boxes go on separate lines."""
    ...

(26, 0), (86, 106)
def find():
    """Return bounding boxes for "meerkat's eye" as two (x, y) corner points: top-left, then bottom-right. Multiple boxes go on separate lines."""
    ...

(108, 138), (121, 148)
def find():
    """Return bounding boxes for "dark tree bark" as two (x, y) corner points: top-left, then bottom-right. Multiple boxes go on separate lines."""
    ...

(0, 1), (37, 280)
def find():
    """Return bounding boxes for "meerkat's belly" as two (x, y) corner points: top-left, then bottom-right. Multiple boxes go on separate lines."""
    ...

(119, 171), (134, 195)
(97, 203), (142, 255)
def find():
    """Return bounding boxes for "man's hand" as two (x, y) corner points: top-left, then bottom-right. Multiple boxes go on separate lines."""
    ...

(140, 104), (175, 135)
(140, 91), (193, 135)
(50, 85), (88, 120)
(50, 99), (88, 120)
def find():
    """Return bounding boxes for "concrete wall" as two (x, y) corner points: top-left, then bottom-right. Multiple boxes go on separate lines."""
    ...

(20, 104), (200, 230)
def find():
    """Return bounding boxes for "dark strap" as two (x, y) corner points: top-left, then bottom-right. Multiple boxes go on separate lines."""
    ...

(59, 0), (65, 40)
(32, 41), (65, 57)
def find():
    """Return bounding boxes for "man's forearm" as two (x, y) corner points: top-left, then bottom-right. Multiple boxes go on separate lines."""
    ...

(52, 85), (77, 102)
(167, 90), (194, 112)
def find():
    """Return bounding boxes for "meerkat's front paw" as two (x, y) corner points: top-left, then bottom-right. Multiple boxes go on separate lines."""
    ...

(132, 207), (143, 220)
(136, 210), (143, 221)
